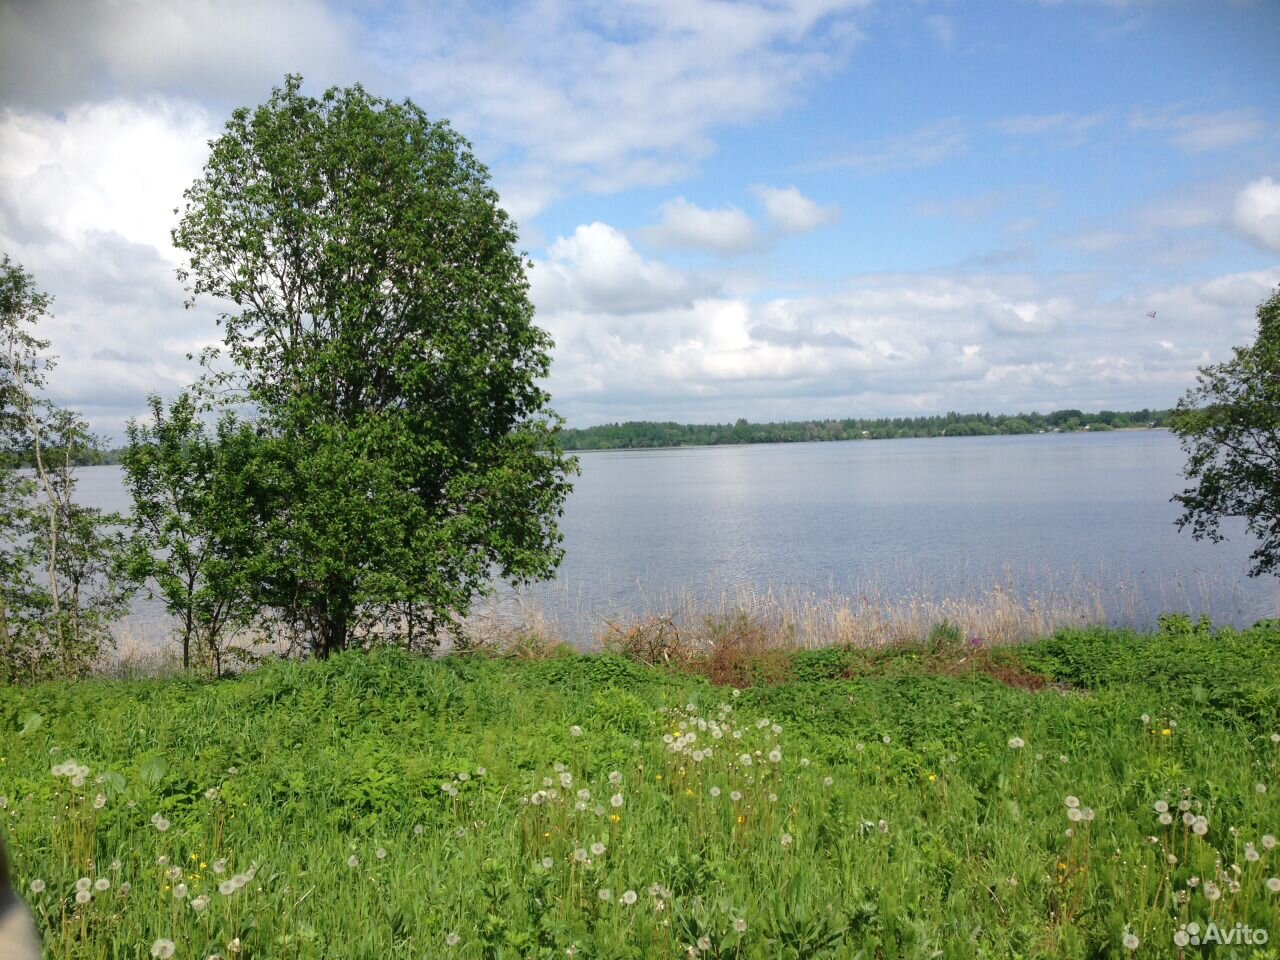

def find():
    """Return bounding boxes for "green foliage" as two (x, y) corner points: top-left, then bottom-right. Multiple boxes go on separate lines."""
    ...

(788, 647), (854, 683)
(1172, 289), (1280, 577)
(171, 75), (575, 658)
(10, 629), (1280, 957)
(560, 408), (1172, 449)
(122, 393), (259, 674)
(0, 257), (132, 682)
(927, 618), (965, 652)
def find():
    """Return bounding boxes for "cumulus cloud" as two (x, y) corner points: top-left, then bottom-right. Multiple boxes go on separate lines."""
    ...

(531, 222), (714, 315)
(0, 100), (215, 256)
(535, 241), (1279, 425)
(1234, 177), (1280, 253)
(0, 100), (225, 433)
(646, 198), (761, 254)
(750, 185), (839, 234)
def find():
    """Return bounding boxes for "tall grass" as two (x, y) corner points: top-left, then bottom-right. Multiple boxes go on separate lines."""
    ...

(7, 625), (1280, 957)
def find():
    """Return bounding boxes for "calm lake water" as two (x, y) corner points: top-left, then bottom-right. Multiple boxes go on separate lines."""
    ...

(80, 430), (1277, 648)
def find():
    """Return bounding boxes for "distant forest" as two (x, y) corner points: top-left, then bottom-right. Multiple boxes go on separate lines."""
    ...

(559, 408), (1173, 450)
(3, 408), (1174, 463)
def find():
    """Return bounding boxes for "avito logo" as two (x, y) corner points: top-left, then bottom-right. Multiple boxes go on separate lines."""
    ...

(1174, 921), (1270, 947)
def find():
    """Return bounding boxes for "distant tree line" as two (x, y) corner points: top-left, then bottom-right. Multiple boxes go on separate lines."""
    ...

(560, 409), (1174, 450)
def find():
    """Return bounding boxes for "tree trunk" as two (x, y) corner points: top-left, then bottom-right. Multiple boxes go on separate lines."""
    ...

(315, 588), (351, 659)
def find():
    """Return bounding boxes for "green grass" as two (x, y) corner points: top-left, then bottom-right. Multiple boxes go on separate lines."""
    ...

(5, 622), (1280, 958)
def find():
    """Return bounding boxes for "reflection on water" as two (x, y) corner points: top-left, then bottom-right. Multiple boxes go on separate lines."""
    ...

(75, 430), (1278, 650)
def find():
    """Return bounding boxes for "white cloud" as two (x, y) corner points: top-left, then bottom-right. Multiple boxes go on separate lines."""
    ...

(818, 120), (968, 174)
(393, 0), (870, 216)
(750, 185), (839, 234)
(1234, 177), (1280, 253)
(647, 198), (761, 254)
(924, 15), (955, 49)
(0, 100), (215, 257)
(0, 100), (225, 433)
(537, 236), (1279, 425)
(1129, 106), (1266, 153)
(994, 112), (1105, 137)
(0, 0), (366, 110)
(531, 222), (713, 315)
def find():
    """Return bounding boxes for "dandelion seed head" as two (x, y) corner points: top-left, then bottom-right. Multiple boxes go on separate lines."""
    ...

(151, 939), (176, 959)
(29, 879), (45, 895)
(1122, 932), (1139, 951)
(621, 889), (637, 905)
(75, 890), (91, 904)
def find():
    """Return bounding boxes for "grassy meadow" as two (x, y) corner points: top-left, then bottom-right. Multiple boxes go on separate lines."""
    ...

(5, 616), (1280, 958)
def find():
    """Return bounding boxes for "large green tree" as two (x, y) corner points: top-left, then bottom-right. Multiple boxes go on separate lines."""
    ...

(1171, 288), (1280, 577)
(172, 76), (575, 658)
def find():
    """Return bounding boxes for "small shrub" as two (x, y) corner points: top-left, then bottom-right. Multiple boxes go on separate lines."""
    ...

(791, 647), (855, 683)
(601, 615), (697, 666)
(927, 619), (965, 653)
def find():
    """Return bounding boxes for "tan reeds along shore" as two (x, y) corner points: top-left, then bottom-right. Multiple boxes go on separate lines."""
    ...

(94, 565), (1273, 677)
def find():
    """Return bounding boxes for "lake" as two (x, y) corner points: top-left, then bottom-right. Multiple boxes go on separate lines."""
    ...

(79, 429), (1277, 649)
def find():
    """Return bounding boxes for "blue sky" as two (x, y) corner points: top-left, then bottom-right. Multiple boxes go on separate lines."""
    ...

(1, 0), (1277, 435)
